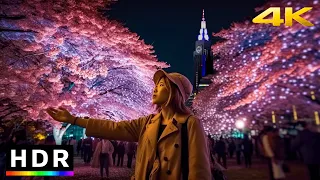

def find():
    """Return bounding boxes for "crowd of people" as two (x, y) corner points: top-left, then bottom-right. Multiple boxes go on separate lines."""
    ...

(0, 122), (320, 180)
(65, 137), (137, 178)
(207, 121), (320, 180)
(207, 135), (254, 169)
(258, 122), (320, 180)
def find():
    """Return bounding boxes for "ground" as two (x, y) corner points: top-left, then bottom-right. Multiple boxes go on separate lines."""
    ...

(55, 156), (309, 180)
(224, 158), (309, 180)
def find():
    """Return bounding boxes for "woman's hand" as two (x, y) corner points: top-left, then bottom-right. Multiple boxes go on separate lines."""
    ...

(46, 107), (75, 123)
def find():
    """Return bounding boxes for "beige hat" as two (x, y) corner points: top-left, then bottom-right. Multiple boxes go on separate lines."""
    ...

(153, 69), (193, 102)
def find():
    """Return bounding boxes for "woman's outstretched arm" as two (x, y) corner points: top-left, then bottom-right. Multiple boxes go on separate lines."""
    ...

(46, 107), (151, 142)
(83, 116), (151, 142)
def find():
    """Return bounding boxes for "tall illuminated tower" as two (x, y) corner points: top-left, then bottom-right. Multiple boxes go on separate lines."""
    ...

(193, 9), (214, 93)
(186, 10), (215, 108)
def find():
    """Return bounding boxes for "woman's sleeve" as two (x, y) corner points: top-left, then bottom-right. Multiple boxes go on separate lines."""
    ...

(85, 115), (152, 142)
(188, 116), (212, 180)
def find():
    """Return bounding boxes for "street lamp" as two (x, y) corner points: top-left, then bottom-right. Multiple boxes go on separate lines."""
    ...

(235, 119), (245, 129)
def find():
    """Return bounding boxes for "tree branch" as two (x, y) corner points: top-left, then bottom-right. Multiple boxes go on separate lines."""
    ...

(107, 66), (130, 72)
(99, 84), (125, 95)
(0, 109), (25, 120)
(0, 28), (38, 33)
(0, 15), (26, 20)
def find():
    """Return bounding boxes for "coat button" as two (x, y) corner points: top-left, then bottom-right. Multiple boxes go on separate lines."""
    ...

(164, 157), (168, 161)
(174, 144), (179, 148)
(166, 170), (171, 175)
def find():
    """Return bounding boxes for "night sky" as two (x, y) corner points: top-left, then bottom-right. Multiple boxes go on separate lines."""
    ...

(108, 0), (267, 82)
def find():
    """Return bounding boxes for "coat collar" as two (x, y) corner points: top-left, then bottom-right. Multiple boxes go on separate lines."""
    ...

(150, 111), (192, 124)
(145, 111), (193, 166)
(147, 111), (193, 145)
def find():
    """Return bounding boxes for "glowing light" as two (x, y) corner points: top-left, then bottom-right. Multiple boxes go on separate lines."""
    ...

(235, 120), (245, 129)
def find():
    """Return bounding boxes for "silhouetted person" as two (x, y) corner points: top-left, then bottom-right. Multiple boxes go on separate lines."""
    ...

(68, 137), (77, 154)
(215, 137), (227, 168)
(228, 139), (236, 158)
(242, 134), (253, 168)
(292, 121), (320, 180)
(91, 139), (114, 178)
(44, 135), (56, 145)
(117, 141), (125, 167)
(235, 138), (242, 165)
(126, 141), (137, 168)
(111, 140), (118, 166)
(83, 137), (93, 163)
(77, 138), (82, 156)
(62, 138), (67, 145)
(262, 127), (286, 180)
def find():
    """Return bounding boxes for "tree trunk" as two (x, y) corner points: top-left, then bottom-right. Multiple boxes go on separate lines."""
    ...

(53, 124), (71, 145)
(82, 128), (87, 139)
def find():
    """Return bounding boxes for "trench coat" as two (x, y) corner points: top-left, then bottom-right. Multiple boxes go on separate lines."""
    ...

(91, 140), (114, 168)
(85, 111), (212, 180)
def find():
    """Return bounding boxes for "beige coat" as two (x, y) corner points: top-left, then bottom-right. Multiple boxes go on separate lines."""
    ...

(85, 112), (212, 180)
(91, 140), (114, 168)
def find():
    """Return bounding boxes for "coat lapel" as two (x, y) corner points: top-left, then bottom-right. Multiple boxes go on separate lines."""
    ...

(145, 113), (161, 156)
(158, 119), (179, 143)
(145, 112), (193, 149)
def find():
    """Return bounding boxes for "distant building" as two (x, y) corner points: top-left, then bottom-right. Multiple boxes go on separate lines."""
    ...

(187, 9), (216, 107)
(63, 123), (84, 141)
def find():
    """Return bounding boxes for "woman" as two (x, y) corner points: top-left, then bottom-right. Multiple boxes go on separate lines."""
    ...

(262, 128), (286, 180)
(91, 139), (114, 178)
(242, 134), (253, 168)
(46, 69), (212, 180)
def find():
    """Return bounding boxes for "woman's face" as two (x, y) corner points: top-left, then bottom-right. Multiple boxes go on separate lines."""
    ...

(152, 77), (170, 105)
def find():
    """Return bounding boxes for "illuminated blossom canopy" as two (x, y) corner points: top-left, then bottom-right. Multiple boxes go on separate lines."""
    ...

(193, 0), (320, 135)
(0, 0), (168, 129)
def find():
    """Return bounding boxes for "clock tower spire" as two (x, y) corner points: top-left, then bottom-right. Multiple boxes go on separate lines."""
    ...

(198, 9), (209, 41)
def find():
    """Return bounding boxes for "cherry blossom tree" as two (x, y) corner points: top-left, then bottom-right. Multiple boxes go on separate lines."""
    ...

(0, 0), (167, 144)
(193, 0), (320, 135)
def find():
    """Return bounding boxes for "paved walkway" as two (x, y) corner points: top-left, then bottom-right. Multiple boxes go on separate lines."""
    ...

(224, 158), (309, 180)
(55, 156), (310, 180)
(57, 156), (135, 180)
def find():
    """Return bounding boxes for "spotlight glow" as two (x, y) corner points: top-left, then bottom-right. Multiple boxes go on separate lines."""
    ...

(235, 120), (245, 129)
